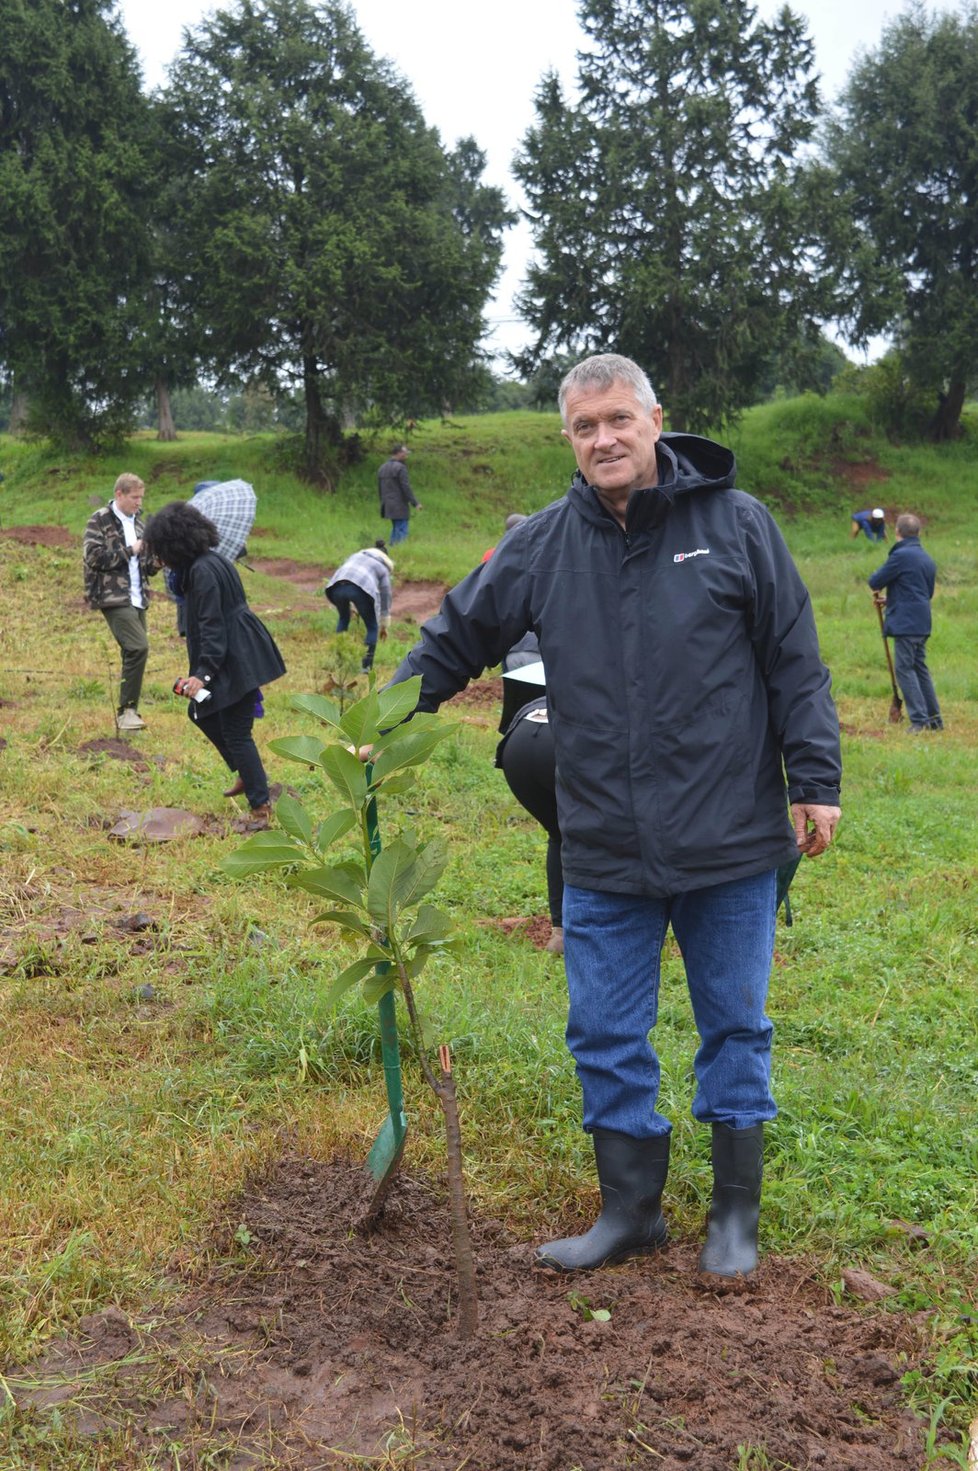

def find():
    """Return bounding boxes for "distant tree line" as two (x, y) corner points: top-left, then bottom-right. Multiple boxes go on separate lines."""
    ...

(2, 0), (978, 474)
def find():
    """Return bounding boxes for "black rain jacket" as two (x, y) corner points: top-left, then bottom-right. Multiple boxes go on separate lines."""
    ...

(185, 552), (286, 714)
(392, 434), (841, 897)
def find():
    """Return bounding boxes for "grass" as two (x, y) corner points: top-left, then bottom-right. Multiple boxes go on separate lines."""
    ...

(0, 396), (976, 1463)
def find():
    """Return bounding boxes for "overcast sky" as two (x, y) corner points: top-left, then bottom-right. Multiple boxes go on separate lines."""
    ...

(117, 0), (915, 364)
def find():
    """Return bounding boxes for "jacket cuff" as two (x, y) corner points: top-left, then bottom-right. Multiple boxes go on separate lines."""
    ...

(787, 784), (841, 806)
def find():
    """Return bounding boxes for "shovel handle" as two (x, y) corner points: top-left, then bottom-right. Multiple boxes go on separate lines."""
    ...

(874, 599), (901, 700)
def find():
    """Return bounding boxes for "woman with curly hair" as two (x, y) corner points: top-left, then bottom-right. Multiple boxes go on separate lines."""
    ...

(143, 501), (286, 829)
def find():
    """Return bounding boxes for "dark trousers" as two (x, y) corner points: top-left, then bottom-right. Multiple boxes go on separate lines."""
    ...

(500, 715), (563, 926)
(193, 688), (268, 807)
(101, 605), (148, 712)
(326, 581), (378, 648)
(894, 635), (942, 729)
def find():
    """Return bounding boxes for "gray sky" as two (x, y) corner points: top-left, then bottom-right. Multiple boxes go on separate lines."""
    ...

(118, 0), (912, 363)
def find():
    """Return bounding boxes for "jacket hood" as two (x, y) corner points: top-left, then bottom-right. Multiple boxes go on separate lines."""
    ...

(569, 432), (737, 530)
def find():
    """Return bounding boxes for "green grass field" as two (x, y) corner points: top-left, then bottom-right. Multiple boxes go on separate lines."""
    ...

(0, 395), (975, 1464)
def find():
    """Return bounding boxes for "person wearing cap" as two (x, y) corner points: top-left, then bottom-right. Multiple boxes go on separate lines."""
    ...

(326, 542), (394, 672)
(851, 507), (887, 542)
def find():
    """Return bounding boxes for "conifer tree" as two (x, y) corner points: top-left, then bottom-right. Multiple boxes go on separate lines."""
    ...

(515, 0), (826, 431)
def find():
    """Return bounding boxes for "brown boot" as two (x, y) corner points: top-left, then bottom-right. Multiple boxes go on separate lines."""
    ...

(243, 803), (272, 830)
(223, 775), (246, 797)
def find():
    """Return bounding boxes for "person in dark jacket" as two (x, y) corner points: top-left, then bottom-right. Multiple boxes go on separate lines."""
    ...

(83, 473), (160, 731)
(388, 354), (842, 1280)
(378, 445), (422, 544)
(496, 692), (564, 954)
(143, 502), (286, 829)
(868, 513), (942, 732)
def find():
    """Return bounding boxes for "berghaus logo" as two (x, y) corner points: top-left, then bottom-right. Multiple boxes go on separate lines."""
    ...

(673, 548), (710, 563)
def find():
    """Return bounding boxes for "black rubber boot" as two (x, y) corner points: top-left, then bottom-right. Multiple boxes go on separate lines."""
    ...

(536, 1129), (670, 1271)
(698, 1123), (764, 1278)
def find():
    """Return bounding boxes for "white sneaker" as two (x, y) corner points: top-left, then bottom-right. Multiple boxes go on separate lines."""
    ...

(116, 708), (147, 731)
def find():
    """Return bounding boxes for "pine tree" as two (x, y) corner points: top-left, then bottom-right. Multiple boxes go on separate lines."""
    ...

(514, 0), (826, 431)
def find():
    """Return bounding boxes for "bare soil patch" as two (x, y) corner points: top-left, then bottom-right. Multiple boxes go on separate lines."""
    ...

(0, 523), (75, 549)
(488, 914), (555, 950)
(249, 560), (447, 625)
(446, 674), (503, 710)
(17, 1157), (930, 1469)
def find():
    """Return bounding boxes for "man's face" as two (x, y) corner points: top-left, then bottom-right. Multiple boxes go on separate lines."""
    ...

(561, 381), (663, 496)
(115, 483), (145, 515)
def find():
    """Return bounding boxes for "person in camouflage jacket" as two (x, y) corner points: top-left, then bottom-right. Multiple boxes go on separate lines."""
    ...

(83, 473), (160, 730)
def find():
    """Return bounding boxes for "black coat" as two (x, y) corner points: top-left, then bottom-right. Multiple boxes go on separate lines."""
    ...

(867, 537), (937, 636)
(185, 552), (286, 712)
(392, 434), (841, 898)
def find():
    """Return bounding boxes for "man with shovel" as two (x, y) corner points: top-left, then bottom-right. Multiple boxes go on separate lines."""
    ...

(387, 353), (841, 1280)
(869, 513), (943, 732)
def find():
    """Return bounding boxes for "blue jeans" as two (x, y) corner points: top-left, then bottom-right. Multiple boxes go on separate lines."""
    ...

(388, 518), (409, 544)
(326, 581), (378, 648)
(893, 636), (942, 729)
(563, 871), (778, 1138)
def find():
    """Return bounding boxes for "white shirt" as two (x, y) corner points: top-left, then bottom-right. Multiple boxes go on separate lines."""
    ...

(110, 501), (145, 609)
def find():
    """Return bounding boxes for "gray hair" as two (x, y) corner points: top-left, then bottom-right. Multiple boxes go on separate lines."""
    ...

(558, 354), (658, 425)
(896, 512), (921, 537)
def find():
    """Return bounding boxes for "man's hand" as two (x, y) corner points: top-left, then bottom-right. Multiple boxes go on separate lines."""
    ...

(872, 591), (886, 608)
(791, 803), (841, 858)
(182, 676), (206, 698)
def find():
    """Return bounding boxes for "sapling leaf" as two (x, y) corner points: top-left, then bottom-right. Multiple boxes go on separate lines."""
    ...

(289, 692), (344, 731)
(365, 838), (419, 930)
(314, 810), (357, 853)
(362, 967), (397, 1004)
(289, 863), (364, 906)
(310, 908), (373, 938)
(371, 710), (445, 749)
(275, 794), (313, 846)
(268, 734), (327, 766)
(219, 835), (304, 877)
(392, 836), (450, 912)
(369, 771), (416, 797)
(326, 957), (379, 1004)
(338, 692), (382, 748)
(370, 726), (456, 782)
(319, 745), (369, 807)
(407, 903), (454, 945)
(375, 676), (423, 731)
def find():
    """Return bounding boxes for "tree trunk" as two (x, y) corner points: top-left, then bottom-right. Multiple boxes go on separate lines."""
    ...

(9, 391), (29, 434)
(155, 379), (177, 441)
(929, 379), (966, 441)
(303, 356), (338, 488)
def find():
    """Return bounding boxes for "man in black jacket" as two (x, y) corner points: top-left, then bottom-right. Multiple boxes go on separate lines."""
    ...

(391, 354), (842, 1278)
(868, 513), (942, 731)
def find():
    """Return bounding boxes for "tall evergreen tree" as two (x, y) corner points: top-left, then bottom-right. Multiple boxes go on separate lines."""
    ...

(0, 0), (154, 448)
(826, 5), (978, 440)
(514, 0), (826, 431)
(161, 0), (513, 481)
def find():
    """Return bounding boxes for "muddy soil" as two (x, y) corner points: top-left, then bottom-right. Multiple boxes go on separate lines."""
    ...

(249, 557), (447, 625)
(21, 1157), (930, 1469)
(0, 523), (76, 549)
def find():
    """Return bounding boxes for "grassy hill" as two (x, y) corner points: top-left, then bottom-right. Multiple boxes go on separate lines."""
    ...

(0, 397), (975, 1464)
